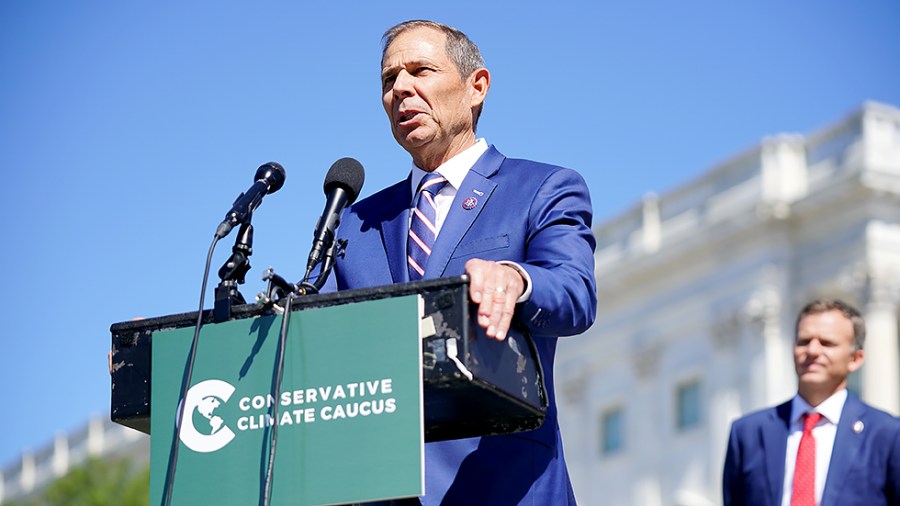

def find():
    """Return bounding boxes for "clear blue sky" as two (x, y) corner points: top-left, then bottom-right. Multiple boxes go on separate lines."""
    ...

(1, 1), (898, 467)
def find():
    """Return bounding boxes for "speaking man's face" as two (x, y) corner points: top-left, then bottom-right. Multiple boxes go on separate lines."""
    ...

(794, 309), (863, 398)
(381, 27), (481, 169)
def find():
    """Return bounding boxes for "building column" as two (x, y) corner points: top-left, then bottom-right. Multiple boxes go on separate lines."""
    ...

(52, 432), (69, 477)
(20, 452), (35, 494)
(87, 416), (106, 456)
(559, 370), (590, 494)
(862, 281), (900, 415)
(745, 286), (791, 405)
(631, 342), (663, 506)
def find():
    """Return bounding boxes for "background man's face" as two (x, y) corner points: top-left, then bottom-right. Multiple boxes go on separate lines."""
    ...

(381, 27), (477, 166)
(794, 309), (863, 397)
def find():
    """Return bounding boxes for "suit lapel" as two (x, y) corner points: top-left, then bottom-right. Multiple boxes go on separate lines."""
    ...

(820, 394), (866, 506)
(764, 402), (792, 504)
(424, 147), (505, 279)
(378, 177), (413, 283)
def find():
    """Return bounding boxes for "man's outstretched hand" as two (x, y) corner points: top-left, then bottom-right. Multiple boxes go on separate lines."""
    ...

(465, 259), (525, 341)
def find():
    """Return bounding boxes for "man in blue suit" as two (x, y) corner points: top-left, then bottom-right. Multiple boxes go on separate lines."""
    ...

(723, 299), (900, 505)
(328, 20), (597, 506)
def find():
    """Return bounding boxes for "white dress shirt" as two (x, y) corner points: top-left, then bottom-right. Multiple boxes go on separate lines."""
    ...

(781, 389), (847, 506)
(408, 139), (532, 302)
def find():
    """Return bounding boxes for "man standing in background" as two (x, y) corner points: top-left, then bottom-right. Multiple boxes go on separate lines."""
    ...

(723, 299), (900, 505)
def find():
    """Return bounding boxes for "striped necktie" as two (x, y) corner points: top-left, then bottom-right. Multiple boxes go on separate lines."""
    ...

(408, 173), (447, 280)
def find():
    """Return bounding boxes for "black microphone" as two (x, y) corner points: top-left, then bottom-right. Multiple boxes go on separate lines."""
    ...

(215, 162), (286, 239)
(306, 157), (365, 274)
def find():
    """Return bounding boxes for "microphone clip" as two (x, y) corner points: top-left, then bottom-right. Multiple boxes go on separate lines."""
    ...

(256, 267), (311, 311)
(334, 238), (348, 259)
(213, 221), (253, 322)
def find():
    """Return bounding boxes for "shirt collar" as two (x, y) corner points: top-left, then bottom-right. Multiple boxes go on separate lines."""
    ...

(790, 388), (848, 425)
(409, 138), (488, 199)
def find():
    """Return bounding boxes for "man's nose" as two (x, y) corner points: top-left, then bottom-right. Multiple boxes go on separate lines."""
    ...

(392, 71), (414, 97)
(807, 339), (823, 355)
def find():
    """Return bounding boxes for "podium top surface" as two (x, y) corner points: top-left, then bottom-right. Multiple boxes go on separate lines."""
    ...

(110, 275), (469, 334)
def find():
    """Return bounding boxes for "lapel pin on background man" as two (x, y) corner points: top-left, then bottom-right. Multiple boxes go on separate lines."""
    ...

(321, 19), (598, 505)
(723, 299), (900, 506)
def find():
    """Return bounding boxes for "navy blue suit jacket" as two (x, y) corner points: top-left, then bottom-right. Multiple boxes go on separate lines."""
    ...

(723, 392), (900, 506)
(326, 146), (597, 505)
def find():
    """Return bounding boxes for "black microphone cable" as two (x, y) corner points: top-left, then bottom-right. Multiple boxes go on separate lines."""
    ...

(261, 293), (293, 506)
(159, 161), (285, 506)
(162, 234), (220, 506)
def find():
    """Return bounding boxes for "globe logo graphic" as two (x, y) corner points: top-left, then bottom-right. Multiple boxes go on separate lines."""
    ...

(180, 379), (236, 453)
(191, 395), (226, 435)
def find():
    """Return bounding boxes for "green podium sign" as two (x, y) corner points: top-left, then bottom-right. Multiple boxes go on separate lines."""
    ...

(149, 295), (424, 505)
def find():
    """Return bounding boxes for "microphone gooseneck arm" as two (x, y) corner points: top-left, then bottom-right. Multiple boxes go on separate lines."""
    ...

(214, 221), (253, 322)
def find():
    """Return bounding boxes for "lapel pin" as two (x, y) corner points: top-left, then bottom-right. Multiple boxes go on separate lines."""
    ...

(462, 196), (478, 210)
(853, 420), (864, 433)
(473, 189), (484, 196)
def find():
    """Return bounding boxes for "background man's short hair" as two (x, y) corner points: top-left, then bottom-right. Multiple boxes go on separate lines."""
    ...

(795, 298), (866, 351)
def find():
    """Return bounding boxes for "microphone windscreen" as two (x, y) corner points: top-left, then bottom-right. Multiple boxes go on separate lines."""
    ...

(256, 162), (286, 194)
(324, 157), (365, 204)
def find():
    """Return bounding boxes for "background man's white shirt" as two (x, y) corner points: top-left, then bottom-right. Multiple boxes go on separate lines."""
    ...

(781, 389), (847, 506)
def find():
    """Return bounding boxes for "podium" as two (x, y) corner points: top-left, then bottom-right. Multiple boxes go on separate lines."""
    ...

(110, 276), (547, 504)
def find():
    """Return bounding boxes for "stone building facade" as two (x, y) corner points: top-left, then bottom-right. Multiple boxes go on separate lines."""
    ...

(557, 101), (900, 506)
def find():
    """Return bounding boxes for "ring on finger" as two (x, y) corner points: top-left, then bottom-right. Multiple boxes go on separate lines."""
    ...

(495, 286), (506, 294)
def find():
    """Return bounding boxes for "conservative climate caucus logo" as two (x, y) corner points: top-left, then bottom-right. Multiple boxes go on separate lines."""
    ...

(179, 379), (237, 453)
(178, 377), (401, 453)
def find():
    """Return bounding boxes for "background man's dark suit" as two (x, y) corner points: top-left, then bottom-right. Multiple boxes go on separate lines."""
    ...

(723, 299), (900, 506)
(723, 392), (900, 505)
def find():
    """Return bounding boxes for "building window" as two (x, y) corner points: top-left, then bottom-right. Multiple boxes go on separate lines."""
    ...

(676, 380), (701, 431)
(600, 407), (624, 455)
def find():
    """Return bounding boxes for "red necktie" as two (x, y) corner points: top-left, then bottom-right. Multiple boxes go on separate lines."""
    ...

(791, 412), (822, 506)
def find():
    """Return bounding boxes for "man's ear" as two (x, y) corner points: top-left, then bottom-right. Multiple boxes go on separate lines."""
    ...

(469, 68), (490, 107)
(848, 348), (865, 373)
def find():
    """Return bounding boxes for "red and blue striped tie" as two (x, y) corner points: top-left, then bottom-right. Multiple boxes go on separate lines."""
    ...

(408, 173), (447, 280)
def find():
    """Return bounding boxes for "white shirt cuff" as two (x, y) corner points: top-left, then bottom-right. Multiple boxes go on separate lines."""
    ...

(497, 261), (532, 303)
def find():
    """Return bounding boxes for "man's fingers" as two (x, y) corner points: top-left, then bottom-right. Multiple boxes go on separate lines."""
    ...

(466, 259), (486, 304)
(494, 298), (517, 341)
(479, 283), (501, 334)
(465, 259), (525, 341)
(487, 284), (519, 340)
